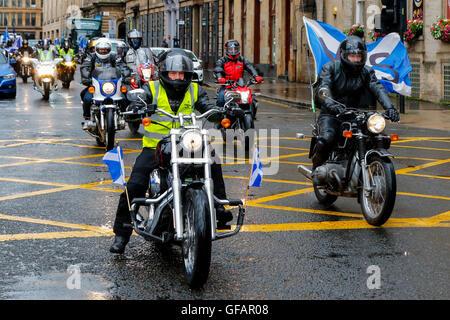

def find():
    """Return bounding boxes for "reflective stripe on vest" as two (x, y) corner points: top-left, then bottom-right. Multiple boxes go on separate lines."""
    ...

(142, 81), (199, 149)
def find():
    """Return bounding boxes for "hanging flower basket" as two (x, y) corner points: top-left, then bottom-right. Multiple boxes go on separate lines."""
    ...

(344, 24), (365, 38)
(430, 18), (450, 43)
(369, 31), (387, 42)
(404, 18), (423, 43)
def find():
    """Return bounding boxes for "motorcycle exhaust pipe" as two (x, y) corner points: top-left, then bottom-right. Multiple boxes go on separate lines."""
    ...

(297, 165), (312, 181)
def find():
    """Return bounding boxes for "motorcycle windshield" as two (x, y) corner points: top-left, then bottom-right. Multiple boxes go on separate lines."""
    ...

(92, 67), (121, 81)
(136, 48), (152, 66)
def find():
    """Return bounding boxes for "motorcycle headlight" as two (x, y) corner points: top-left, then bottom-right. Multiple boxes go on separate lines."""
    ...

(102, 82), (116, 95)
(65, 61), (74, 67)
(142, 69), (152, 80)
(181, 129), (203, 153)
(367, 114), (386, 134)
(22, 57), (30, 63)
(239, 91), (250, 104)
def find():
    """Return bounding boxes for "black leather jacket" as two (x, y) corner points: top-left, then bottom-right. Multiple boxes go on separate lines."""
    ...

(80, 52), (131, 86)
(129, 81), (221, 122)
(316, 61), (394, 116)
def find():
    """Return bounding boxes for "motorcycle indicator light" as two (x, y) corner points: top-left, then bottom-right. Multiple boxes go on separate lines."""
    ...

(343, 131), (353, 138)
(221, 118), (231, 128)
(142, 118), (151, 127)
(121, 86), (127, 93)
(390, 134), (399, 141)
(88, 86), (95, 94)
(131, 78), (139, 89)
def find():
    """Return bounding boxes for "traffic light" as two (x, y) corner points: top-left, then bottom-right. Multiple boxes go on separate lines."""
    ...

(375, 0), (406, 36)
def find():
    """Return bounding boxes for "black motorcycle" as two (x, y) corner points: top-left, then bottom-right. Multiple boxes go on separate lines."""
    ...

(297, 88), (398, 226)
(18, 52), (32, 83)
(58, 53), (76, 89)
(123, 89), (246, 288)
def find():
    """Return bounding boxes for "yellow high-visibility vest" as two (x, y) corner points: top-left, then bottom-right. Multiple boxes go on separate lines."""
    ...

(142, 80), (199, 149)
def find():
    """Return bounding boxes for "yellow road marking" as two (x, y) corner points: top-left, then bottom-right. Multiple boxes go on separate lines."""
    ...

(224, 175), (311, 186)
(0, 230), (114, 242)
(248, 203), (363, 218)
(396, 158), (450, 174)
(240, 217), (450, 232)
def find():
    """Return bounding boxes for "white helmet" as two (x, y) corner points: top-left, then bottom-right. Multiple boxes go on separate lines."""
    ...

(95, 38), (112, 60)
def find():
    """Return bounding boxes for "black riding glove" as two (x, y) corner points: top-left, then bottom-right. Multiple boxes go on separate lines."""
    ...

(329, 104), (346, 116)
(386, 108), (400, 122)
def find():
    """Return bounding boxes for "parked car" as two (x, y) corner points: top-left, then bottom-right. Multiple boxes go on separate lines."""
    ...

(150, 47), (203, 85)
(0, 52), (16, 98)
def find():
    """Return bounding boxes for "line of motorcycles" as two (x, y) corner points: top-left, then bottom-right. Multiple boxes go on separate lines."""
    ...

(9, 50), (76, 100)
(81, 55), (399, 289)
(82, 57), (261, 154)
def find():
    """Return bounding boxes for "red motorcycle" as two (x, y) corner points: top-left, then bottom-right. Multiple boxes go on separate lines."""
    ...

(216, 77), (260, 153)
(127, 62), (157, 134)
(130, 62), (156, 89)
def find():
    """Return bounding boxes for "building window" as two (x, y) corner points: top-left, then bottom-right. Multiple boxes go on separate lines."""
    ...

(3, 12), (8, 26)
(410, 62), (421, 98)
(0, 0), (9, 7)
(444, 64), (450, 102)
(25, 13), (30, 26)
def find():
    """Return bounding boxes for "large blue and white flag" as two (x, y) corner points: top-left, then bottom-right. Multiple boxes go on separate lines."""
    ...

(303, 17), (412, 96)
(249, 147), (263, 187)
(102, 146), (126, 186)
(2, 27), (9, 43)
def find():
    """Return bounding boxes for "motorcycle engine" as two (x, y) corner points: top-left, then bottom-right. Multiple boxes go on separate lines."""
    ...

(312, 163), (346, 186)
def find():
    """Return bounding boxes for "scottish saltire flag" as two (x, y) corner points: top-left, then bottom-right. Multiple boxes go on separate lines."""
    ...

(102, 146), (126, 186)
(2, 27), (8, 43)
(249, 147), (263, 187)
(303, 17), (412, 96)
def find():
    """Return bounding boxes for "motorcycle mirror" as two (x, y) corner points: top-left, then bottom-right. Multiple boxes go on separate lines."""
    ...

(317, 87), (330, 100)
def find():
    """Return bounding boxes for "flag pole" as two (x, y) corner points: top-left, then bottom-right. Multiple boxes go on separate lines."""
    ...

(118, 146), (131, 211)
(243, 142), (256, 209)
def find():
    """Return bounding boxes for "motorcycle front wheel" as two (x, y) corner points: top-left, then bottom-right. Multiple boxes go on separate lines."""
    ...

(359, 155), (396, 226)
(105, 108), (116, 151)
(182, 187), (212, 289)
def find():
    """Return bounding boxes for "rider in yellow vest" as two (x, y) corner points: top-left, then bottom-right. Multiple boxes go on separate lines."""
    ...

(110, 49), (233, 254)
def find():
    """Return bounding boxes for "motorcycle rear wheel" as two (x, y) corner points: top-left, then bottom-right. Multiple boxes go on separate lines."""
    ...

(359, 155), (396, 226)
(182, 187), (212, 289)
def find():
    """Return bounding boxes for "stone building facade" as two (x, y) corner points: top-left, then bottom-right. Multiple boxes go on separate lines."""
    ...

(0, 0), (43, 40)
(225, 0), (450, 103)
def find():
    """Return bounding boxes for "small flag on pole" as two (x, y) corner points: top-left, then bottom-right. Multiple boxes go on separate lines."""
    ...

(102, 146), (126, 186)
(249, 147), (263, 187)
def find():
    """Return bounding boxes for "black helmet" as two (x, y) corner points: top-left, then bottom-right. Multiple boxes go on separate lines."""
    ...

(158, 48), (194, 96)
(127, 29), (142, 50)
(225, 40), (240, 60)
(339, 36), (367, 74)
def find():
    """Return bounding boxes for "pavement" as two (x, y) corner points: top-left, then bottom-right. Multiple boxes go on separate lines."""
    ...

(203, 70), (450, 131)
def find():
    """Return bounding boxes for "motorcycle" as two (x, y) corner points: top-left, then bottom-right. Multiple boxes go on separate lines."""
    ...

(82, 66), (127, 151)
(216, 78), (260, 153)
(297, 88), (398, 226)
(18, 52), (32, 83)
(58, 53), (76, 89)
(31, 57), (62, 100)
(123, 89), (246, 288)
(127, 61), (157, 134)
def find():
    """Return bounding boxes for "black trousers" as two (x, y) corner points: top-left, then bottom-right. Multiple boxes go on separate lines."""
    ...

(113, 147), (228, 237)
(312, 114), (341, 169)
